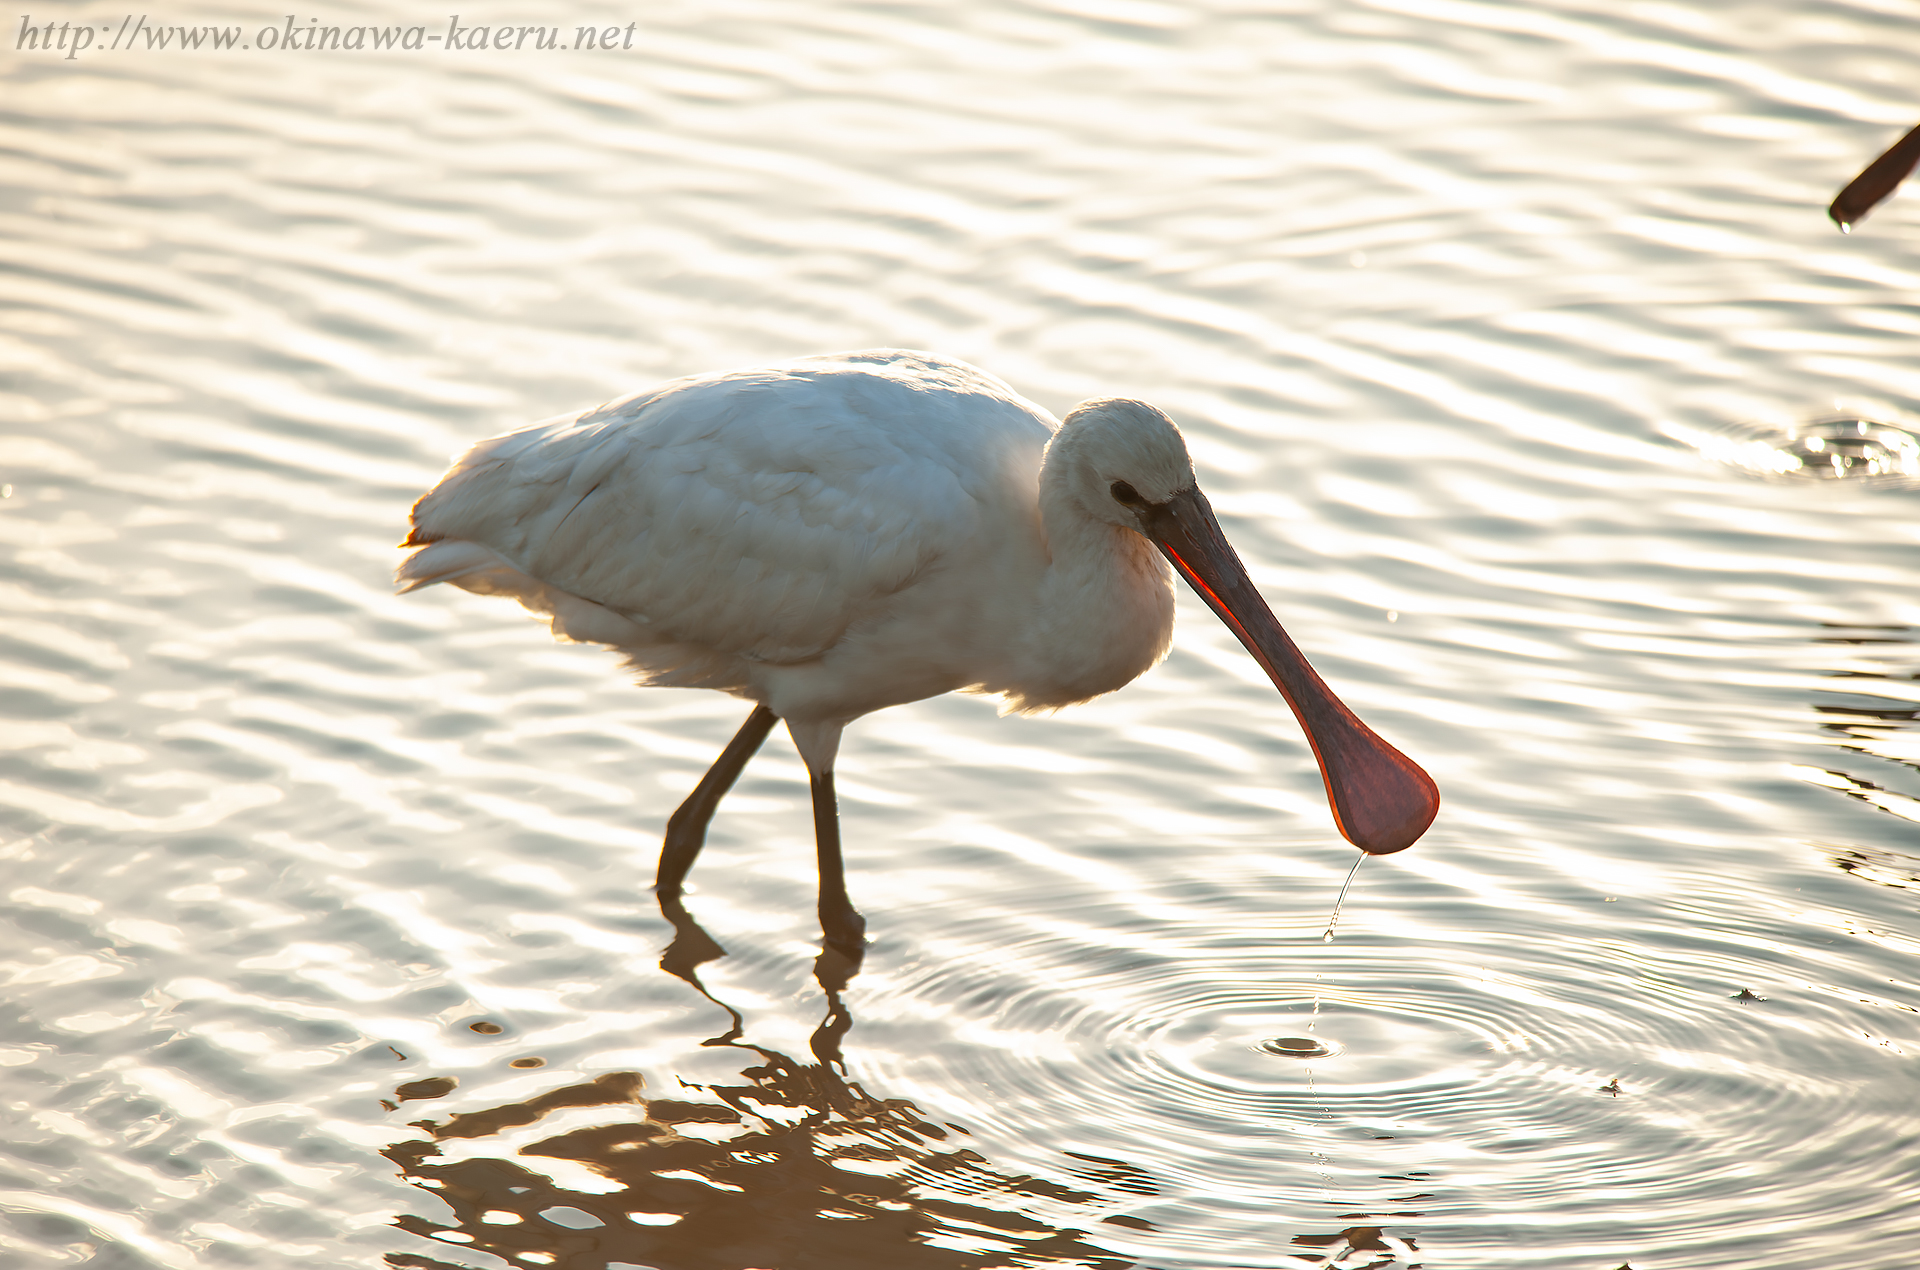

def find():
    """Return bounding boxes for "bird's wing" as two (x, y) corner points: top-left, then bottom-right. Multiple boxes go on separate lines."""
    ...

(404, 355), (1051, 665)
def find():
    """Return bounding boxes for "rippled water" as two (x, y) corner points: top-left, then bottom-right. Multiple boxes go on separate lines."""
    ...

(5, 1), (1919, 1266)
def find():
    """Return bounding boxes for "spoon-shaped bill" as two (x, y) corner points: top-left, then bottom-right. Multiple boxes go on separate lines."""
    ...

(1830, 122), (1920, 230)
(1139, 487), (1438, 855)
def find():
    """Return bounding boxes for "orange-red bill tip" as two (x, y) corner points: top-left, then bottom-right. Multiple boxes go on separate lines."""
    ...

(1142, 486), (1438, 855)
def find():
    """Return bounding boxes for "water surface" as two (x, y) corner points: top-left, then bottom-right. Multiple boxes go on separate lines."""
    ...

(3, 2), (1918, 1266)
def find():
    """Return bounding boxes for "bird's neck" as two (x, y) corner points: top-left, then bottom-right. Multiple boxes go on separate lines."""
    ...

(996, 472), (1175, 712)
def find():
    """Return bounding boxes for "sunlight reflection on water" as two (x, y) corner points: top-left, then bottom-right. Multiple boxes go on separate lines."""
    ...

(3, 1), (1920, 1267)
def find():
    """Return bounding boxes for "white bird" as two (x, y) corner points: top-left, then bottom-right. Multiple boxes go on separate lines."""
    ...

(398, 350), (1437, 948)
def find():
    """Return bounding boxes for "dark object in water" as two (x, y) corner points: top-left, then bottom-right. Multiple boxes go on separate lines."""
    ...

(1261, 1035), (1342, 1059)
(1830, 123), (1920, 230)
(393, 1076), (459, 1104)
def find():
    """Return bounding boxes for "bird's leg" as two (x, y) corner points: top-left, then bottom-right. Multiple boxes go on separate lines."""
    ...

(810, 768), (867, 954)
(656, 704), (778, 900)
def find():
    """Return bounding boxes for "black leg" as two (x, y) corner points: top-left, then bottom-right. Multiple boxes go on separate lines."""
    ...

(656, 704), (777, 899)
(810, 768), (867, 954)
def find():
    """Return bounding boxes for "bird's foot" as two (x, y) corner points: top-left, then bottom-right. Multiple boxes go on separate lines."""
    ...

(814, 917), (866, 994)
(820, 905), (867, 959)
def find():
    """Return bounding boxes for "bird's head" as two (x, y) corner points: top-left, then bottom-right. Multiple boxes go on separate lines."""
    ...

(1046, 394), (1439, 857)
(1049, 398), (1198, 530)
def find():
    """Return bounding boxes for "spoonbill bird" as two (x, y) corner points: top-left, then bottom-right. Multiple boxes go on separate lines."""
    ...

(398, 350), (1437, 946)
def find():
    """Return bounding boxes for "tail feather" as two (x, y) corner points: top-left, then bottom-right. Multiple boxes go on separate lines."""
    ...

(396, 537), (652, 650)
(393, 539), (513, 594)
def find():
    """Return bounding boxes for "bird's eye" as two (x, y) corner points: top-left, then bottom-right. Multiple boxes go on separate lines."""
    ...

(1110, 480), (1148, 509)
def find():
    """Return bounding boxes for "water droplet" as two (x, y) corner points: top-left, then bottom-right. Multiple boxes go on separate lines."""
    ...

(1322, 854), (1365, 943)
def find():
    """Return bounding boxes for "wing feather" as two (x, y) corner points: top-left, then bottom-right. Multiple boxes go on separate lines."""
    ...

(401, 352), (1052, 674)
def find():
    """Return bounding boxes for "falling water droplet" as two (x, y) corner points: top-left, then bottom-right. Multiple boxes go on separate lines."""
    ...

(1301, 853), (1368, 1051)
(1323, 854), (1365, 943)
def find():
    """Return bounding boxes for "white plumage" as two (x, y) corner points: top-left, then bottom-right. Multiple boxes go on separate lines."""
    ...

(400, 349), (1435, 947)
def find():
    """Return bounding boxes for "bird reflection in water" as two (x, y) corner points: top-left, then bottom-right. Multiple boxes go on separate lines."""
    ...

(381, 898), (1142, 1269)
(1290, 1225), (1422, 1269)
(381, 885), (1426, 1268)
